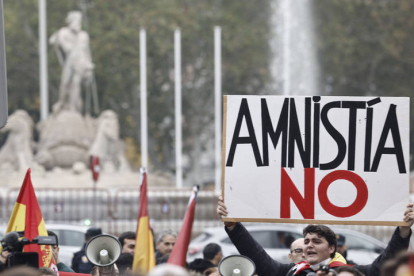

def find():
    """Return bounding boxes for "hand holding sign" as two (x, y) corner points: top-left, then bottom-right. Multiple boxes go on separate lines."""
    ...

(400, 203), (414, 238)
(217, 196), (227, 217)
(217, 196), (236, 230)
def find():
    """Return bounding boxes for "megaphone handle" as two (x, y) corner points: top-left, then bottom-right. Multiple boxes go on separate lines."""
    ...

(92, 266), (114, 276)
(92, 266), (100, 276)
(96, 264), (118, 276)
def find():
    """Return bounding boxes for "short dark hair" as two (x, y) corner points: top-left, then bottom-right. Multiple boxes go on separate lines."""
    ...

(47, 231), (58, 247)
(115, 252), (134, 275)
(118, 231), (136, 246)
(303, 225), (337, 258)
(202, 243), (222, 260)
(85, 227), (102, 240)
(336, 266), (365, 276)
(188, 258), (215, 273)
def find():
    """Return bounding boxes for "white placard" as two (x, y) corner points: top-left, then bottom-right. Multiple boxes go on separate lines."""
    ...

(222, 95), (410, 225)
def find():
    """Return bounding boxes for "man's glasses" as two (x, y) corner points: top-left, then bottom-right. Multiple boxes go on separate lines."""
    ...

(291, 248), (303, 254)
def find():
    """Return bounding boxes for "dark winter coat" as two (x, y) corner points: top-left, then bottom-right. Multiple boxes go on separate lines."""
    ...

(71, 243), (94, 274)
(225, 223), (410, 276)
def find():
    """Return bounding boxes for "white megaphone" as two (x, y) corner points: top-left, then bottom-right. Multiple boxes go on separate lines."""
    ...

(218, 255), (256, 276)
(85, 234), (122, 276)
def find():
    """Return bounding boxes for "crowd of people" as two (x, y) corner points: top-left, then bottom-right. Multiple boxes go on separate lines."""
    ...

(70, 227), (221, 276)
(0, 196), (412, 276)
(217, 197), (414, 276)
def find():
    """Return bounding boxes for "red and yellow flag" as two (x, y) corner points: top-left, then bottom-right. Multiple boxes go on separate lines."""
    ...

(168, 185), (199, 267)
(132, 169), (155, 274)
(6, 168), (57, 271)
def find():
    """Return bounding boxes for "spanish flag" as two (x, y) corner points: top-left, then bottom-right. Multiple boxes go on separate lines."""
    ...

(132, 169), (155, 274)
(6, 168), (57, 272)
(168, 185), (199, 267)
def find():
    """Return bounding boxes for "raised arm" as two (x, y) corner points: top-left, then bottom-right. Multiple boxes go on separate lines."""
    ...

(217, 196), (294, 276)
(355, 203), (413, 276)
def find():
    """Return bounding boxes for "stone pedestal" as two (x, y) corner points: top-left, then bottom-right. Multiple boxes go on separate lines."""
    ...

(35, 110), (95, 169)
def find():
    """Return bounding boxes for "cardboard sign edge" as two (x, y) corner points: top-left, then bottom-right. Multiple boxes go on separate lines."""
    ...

(222, 217), (410, 227)
(221, 95), (227, 200)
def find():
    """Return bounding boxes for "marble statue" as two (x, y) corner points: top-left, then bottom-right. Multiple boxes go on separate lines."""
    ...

(49, 11), (94, 113)
(0, 110), (34, 172)
(34, 11), (96, 169)
(9, 11), (132, 174)
(0, 11), (176, 189)
(89, 110), (131, 172)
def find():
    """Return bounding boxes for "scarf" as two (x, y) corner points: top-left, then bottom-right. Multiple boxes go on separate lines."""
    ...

(294, 253), (350, 275)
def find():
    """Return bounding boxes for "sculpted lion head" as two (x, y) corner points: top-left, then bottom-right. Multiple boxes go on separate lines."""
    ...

(0, 110), (34, 171)
(1, 110), (34, 138)
(88, 110), (130, 172)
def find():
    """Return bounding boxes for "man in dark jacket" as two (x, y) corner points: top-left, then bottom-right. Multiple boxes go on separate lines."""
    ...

(217, 197), (413, 276)
(71, 227), (102, 273)
(154, 230), (177, 262)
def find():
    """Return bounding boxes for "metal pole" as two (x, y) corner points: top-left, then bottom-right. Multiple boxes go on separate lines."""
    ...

(140, 29), (148, 169)
(0, 0), (8, 128)
(283, 0), (291, 96)
(174, 29), (182, 188)
(39, 0), (48, 120)
(214, 27), (222, 192)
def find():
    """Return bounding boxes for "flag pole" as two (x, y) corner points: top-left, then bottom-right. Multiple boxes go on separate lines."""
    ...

(174, 29), (183, 188)
(140, 29), (148, 169)
(214, 26), (222, 193)
(39, 0), (48, 120)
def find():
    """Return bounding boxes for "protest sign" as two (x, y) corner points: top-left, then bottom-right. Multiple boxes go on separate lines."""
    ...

(222, 96), (409, 225)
